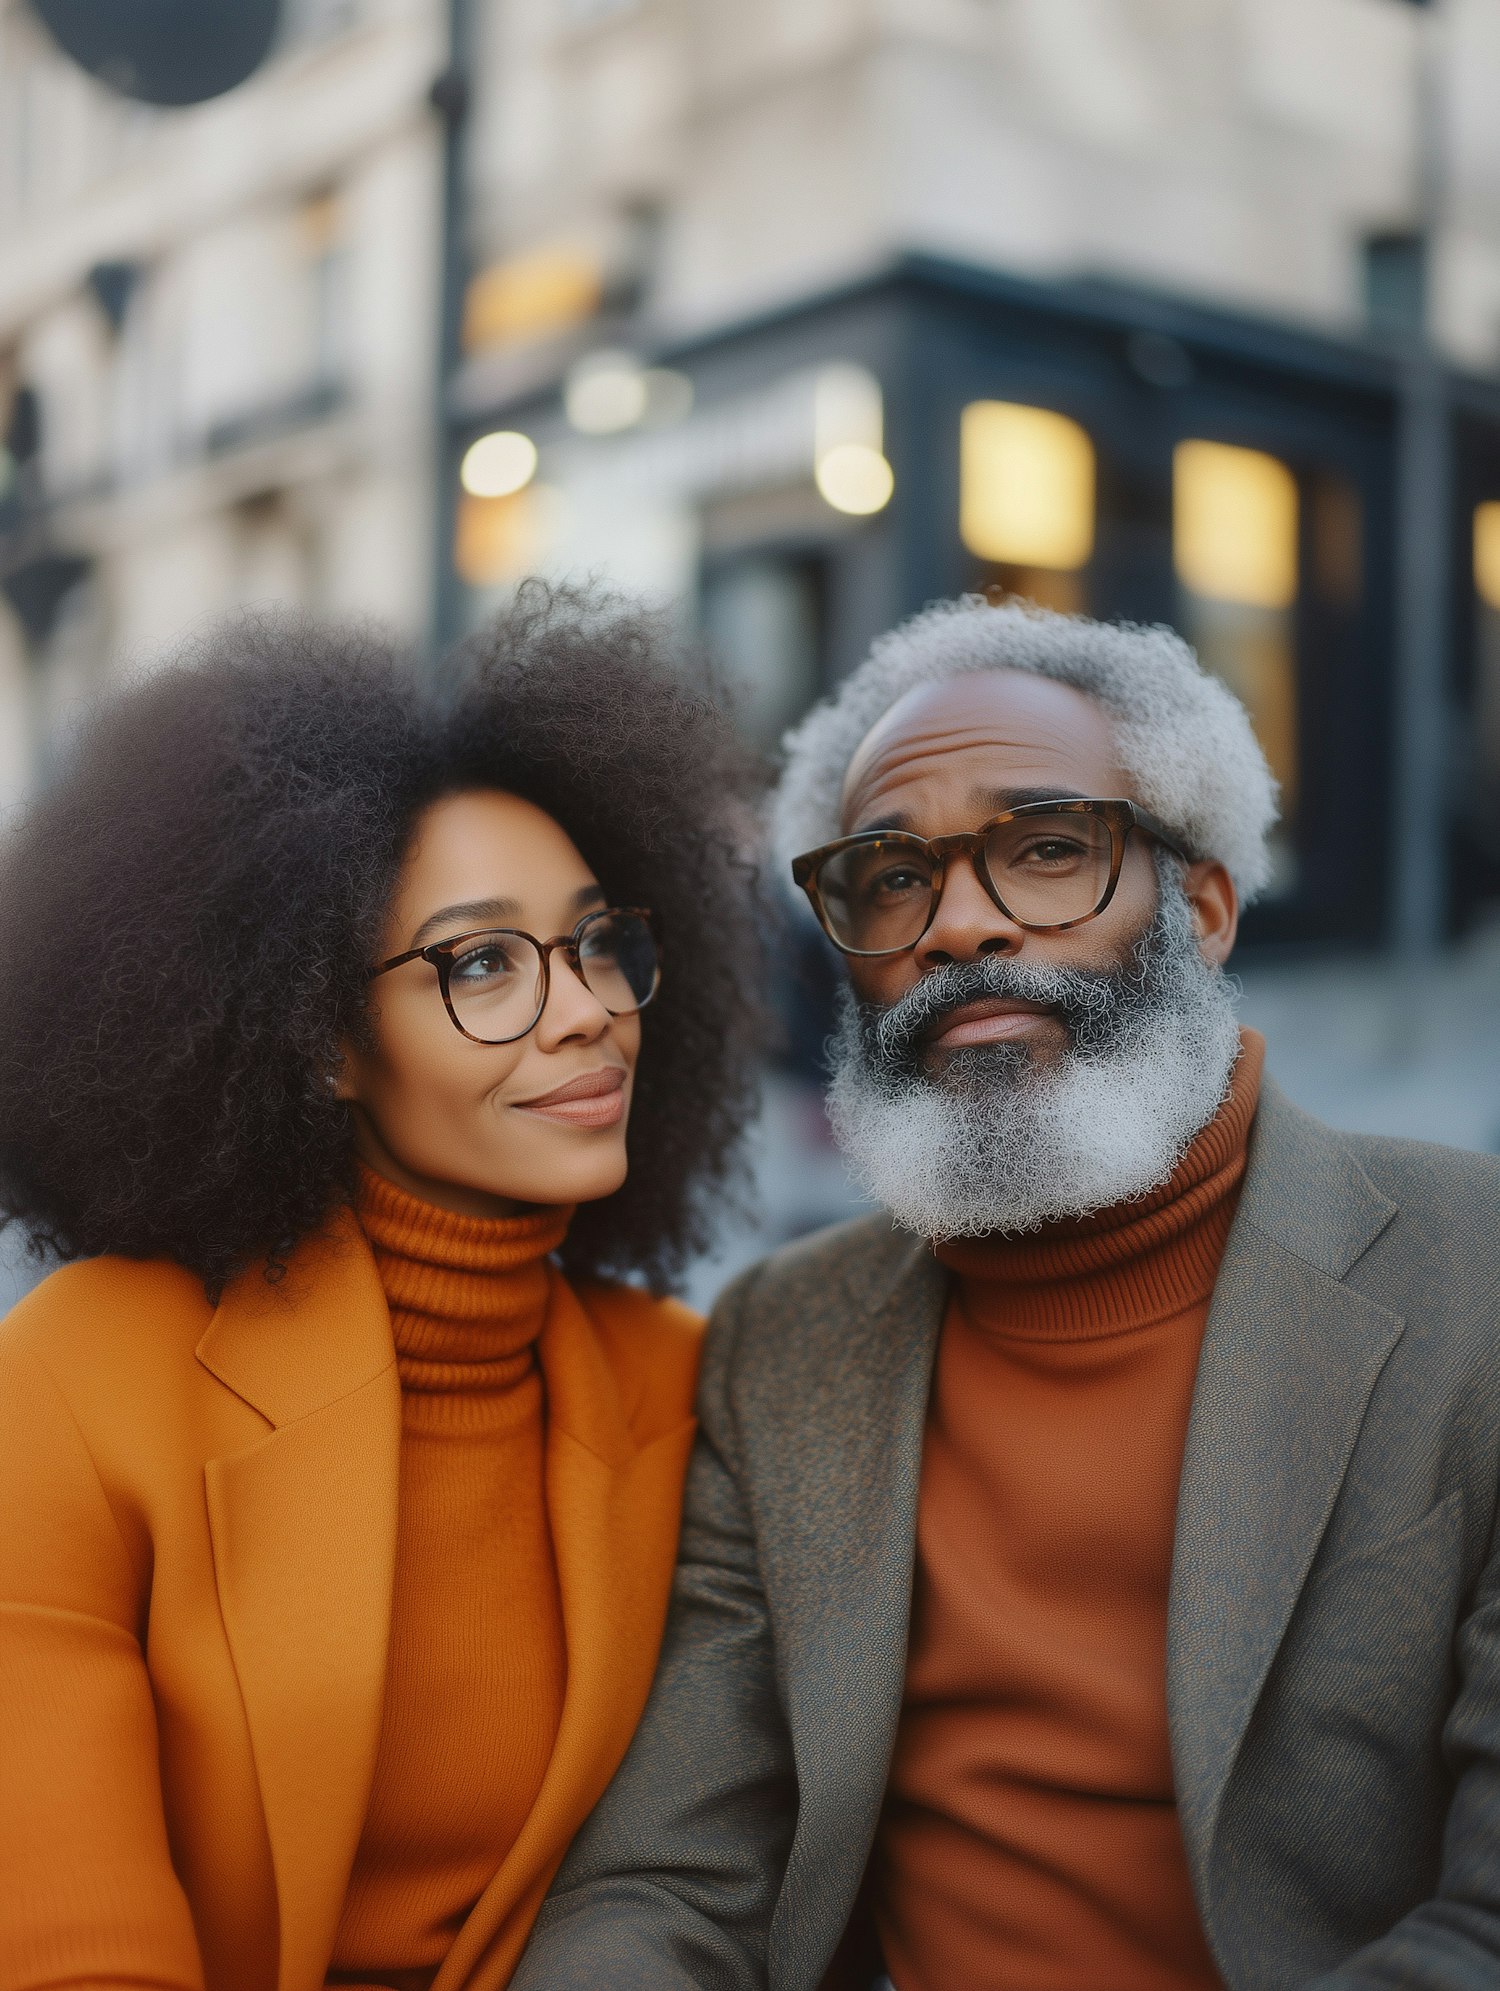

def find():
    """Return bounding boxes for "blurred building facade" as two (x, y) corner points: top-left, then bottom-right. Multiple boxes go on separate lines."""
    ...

(448, 0), (1500, 961)
(5, 1), (1500, 1210)
(0, 0), (444, 798)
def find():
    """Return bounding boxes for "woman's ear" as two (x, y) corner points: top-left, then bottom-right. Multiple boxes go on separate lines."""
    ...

(331, 1043), (361, 1104)
(1181, 859), (1238, 968)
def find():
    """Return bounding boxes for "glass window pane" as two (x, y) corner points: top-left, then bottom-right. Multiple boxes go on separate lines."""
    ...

(1173, 439), (1298, 610)
(960, 402), (1095, 570)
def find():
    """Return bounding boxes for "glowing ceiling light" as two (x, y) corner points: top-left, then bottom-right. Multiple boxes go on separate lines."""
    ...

(459, 430), (538, 499)
(814, 363), (884, 457)
(565, 349), (649, 434)
(640, 367), (694, 427)
(1475, 501), (1500, 612)
(1174, 439), (1299, 609)
(816, 442), (895, 517)
(960, 402), (1095, 569)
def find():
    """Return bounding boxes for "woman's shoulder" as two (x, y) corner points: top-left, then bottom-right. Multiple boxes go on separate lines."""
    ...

(567, 1276), (704, 1437)
(0, 1252), (213, 1390)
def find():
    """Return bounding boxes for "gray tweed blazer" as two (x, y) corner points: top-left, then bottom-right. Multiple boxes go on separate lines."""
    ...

(512, 1079), (1500, 1991)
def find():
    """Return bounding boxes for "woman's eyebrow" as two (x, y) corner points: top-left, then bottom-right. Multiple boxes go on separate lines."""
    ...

(409, 883), (607, 947)
(409, 896), (522, 946)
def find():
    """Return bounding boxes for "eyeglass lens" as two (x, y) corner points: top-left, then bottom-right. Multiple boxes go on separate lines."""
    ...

(446, 910), (659, 1042)
(815, 811), (1116, 951)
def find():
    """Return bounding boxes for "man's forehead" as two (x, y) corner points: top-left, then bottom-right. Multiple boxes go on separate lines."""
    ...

(839, 669), (1126, 829)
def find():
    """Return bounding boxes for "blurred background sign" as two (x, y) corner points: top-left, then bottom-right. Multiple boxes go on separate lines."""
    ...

(27, 0), (282, 106)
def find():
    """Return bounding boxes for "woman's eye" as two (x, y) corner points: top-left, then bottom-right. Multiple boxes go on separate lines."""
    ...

(452, 947), (515, 984)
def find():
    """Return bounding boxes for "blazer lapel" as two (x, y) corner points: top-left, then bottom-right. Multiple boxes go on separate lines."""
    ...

(1167, 1081), (1403, 1893)
(772, 1231), (947, 1931)
(198, 1211), (402, 1991)
(430, 1272), (696, 1991)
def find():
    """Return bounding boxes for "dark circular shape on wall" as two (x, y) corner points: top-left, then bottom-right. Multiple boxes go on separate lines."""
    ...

(29, 0), (282, 107)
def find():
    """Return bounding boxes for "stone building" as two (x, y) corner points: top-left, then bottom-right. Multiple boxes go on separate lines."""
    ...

(0, 0), (444, 799)
(3, 0), (1500, 1252)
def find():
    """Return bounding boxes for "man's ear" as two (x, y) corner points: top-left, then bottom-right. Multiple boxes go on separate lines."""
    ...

(1181, 859), (1238, 967)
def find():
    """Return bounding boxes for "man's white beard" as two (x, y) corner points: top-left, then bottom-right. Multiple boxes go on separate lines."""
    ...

(825, 876), (1242, 1239)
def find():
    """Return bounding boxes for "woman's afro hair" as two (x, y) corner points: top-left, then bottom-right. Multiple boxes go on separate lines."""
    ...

(0, 582), (767, 1297)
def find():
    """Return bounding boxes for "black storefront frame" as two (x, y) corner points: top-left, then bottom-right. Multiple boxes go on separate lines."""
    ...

(450, 251), (1500, 957)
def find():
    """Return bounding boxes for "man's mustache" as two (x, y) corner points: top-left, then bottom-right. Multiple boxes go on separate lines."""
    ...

(864, 954), (1131, 1071)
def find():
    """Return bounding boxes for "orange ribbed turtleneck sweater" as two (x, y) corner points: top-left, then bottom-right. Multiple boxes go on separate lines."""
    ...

(873, 1029), (1265, 1991)
(328, 1171), (573, 1989)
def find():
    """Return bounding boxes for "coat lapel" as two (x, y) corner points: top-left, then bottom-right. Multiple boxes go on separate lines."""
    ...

(198, 1211), (402, 1991)
(1167, 1080), (1403, 1893)
(771, 1229), (947, 1937)
(429, 1271), (696, 1991)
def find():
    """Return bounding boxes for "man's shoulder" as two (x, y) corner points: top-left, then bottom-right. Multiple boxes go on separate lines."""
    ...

(1339, 1122), (1500, 1207)
(703, 1211), (940, 1380)
(1255, 1077), (1500, 1231)
(1248, 1080), (1500, 1340)
(713, 1212), (920, 1324)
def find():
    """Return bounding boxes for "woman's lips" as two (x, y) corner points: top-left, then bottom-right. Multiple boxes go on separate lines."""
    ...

(512, 1065), (627, 1128)
(927, 999), (1057, 1050)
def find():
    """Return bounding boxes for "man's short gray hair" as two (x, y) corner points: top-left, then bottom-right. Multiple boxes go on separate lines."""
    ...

(773, 597), (1279, 901)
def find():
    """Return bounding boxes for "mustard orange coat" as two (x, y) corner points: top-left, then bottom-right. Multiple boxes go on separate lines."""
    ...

(0, 1210), (702, 1991)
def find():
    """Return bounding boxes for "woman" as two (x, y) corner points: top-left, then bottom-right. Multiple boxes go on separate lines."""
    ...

(0, 586), (764, 1991)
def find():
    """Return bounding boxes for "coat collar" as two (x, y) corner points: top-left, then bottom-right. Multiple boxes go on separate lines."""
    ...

(198, 1207), (403, 1991)
(196, 1208), (692, 1991)
(429, 1275), (697, 1991)
(1166, 1077), (1404, 1898)
(765, 1223), (945, 1960)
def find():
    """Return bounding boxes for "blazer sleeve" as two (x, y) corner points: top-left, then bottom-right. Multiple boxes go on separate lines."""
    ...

(0, 1332), (206, 1991)
(1303, 1524), (1500, 1991)
(510, 1266), (798, 1991)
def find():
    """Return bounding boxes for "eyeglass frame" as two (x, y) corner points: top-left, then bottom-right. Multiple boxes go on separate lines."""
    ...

(370, 905), (660, 1045)
(791, 797), (1192, 957)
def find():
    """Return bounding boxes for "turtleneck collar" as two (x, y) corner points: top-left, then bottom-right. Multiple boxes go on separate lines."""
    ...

(356, 1166), (573, 1397)
(934, 1028), (1264, 1343)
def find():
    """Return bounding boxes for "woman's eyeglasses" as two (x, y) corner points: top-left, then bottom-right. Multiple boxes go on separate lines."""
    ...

(371, 906), (660, 1045)
(792, 798), (1189, 957)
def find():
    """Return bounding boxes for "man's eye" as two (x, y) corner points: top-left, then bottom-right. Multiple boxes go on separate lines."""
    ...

(1016, 837), (1087, 866)
(866, 866), (926, 897)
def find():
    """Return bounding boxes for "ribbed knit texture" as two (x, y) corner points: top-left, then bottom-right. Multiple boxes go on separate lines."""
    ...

(328, 1171), (573, 1990)
(874, 1030), (1264, 1991)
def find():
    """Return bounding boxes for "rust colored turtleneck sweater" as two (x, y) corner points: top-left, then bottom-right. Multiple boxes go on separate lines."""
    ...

(328, 1171), (572, 1988)
(873, 1030), (1265, 1991)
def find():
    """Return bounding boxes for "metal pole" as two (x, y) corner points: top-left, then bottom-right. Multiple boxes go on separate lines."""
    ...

(1390, 0), (1452, 1039)
(428, 0), (472, 653)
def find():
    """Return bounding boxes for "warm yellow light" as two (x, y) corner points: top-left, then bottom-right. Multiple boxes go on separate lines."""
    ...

(459, 431), (537, 499)
(454, 486), (558, 586)
(960, 402), (1095, 570)
(565, 350), (648, 435)
(463, 245), (602, 352)
(1174, 440), (1299, 609)
(816, 443), (895, 517)
(1475, 501), (1500, 611)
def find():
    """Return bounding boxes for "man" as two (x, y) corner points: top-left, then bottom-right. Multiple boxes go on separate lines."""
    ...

(512, 600), (1500, 1991)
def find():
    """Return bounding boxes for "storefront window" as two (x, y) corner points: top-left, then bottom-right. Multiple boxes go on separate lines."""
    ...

(959, 401), (1094, 611)
(1472, 501), (1500, 854)
(1173, 438), (1300, 879)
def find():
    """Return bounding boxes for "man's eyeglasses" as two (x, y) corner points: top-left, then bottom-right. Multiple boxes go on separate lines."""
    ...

(371, 906), (660, 1044)
(792, 799), (1190, 958)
